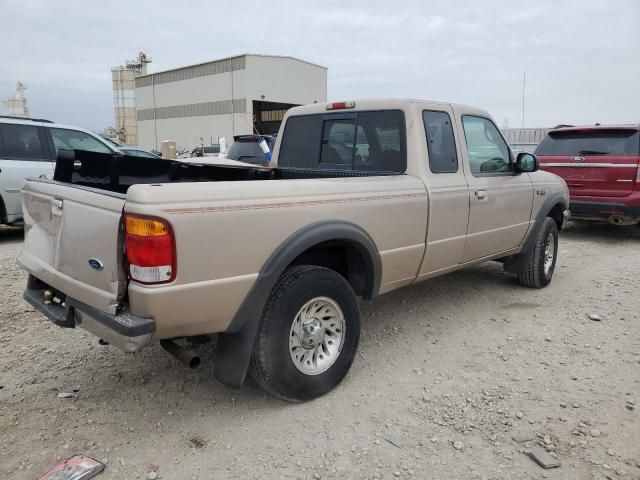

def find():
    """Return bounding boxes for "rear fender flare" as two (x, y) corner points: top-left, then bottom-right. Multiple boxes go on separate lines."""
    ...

(214, 220), (381, 388)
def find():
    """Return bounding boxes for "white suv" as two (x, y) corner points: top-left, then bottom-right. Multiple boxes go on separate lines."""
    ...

(0, 116), (121, 225)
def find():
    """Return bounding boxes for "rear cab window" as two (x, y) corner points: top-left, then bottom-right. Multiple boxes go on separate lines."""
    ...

(535, 129), (640, 156)
(227, 137), (275, 161)
(278, 110), (406, 173)
(227, 140), (265, 160)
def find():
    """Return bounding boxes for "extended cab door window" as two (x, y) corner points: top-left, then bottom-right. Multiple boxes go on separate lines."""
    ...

(423, 110), (458, 173)
(278, 110), (406, 173)
(461, 116), (512, 175)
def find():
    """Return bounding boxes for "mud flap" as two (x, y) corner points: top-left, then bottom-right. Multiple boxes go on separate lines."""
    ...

(214, 313), (262, 388)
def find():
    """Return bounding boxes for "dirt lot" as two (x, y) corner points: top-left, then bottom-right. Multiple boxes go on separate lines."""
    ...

(1, 223), (639, 480)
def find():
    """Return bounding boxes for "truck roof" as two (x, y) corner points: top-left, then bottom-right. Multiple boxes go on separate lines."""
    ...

(287, 98), (489, 117)
(551, 123), (640, 132)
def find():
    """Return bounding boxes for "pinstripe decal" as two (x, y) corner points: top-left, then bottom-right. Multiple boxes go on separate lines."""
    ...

(162, 192), (427, 214)
(543, 163), (637, 168)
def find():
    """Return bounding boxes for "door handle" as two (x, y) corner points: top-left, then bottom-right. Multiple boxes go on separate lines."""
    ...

(51, 198), (63, 217)
(475, 190), (488, 200)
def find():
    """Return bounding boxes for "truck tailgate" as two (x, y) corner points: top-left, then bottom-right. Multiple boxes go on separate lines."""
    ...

(18, 180), (126, 314)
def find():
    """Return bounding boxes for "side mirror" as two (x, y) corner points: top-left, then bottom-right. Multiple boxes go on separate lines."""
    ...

(515, 152), (539, 173)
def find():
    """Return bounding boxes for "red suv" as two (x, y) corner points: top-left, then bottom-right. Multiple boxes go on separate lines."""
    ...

(536, 125), (640, 226)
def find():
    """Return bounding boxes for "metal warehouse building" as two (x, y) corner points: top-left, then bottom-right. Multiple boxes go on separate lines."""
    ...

(502, 127), (551, 152)
(135, 54), (327, 151)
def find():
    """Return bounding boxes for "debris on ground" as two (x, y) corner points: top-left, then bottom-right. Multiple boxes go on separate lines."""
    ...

(37, 455), (105, 480)
(57, 387), (80, 399)
(527, 448), (561, 469)
(512, 432), (536, 443)
(384, 435), (402, 448)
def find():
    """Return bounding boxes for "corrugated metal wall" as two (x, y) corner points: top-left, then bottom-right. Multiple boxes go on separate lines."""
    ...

(137, 99), (246, 121)
(135, 56), (245, 88)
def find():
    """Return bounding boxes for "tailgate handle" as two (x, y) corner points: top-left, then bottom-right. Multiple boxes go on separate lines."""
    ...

(51, 198), (63, 216)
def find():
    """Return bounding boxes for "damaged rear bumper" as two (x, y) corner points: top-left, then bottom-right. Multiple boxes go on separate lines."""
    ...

(23, 275), (155, 352)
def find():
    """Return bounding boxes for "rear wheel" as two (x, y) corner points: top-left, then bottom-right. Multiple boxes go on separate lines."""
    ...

(249, 265), (360, 402)
(517, 217), (559, 288)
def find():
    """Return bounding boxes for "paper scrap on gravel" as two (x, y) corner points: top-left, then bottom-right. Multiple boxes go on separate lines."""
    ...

(38, 455), (105, 479)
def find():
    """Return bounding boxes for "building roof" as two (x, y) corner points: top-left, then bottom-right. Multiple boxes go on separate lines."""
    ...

(137, 53), (327, 79)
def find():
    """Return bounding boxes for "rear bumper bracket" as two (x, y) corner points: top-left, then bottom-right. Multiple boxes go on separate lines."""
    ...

(23, 276), (155, 352)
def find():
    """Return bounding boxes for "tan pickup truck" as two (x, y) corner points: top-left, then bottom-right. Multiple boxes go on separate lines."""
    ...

(18, 99), (569, 401)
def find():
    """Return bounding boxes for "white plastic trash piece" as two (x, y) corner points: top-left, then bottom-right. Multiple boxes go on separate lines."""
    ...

(258, 137), (272, 161)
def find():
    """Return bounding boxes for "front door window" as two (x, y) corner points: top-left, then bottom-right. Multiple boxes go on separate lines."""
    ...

(462, 116), (511, 175)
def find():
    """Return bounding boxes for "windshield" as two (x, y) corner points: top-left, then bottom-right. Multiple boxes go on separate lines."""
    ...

(103, 137), (122, 148)
(535, 130), (640, 156)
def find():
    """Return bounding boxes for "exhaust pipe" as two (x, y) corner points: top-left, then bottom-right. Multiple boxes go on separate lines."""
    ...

(160, 340), (201, 369)
(608, 216), (635, 226)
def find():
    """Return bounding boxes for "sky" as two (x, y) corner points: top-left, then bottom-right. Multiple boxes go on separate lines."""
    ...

(1, 0), (638, 132)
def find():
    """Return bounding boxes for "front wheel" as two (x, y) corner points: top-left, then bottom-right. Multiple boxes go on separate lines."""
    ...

(249, 265), (360, 401)
(517, 217), (559, 288)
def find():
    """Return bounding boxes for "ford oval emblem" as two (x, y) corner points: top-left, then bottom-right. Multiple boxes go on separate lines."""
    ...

(88, 258), (104, 271)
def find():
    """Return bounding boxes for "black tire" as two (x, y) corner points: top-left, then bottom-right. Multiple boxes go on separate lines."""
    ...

(0, 195), (6, 225)
(517, 217), (559, 288)
(249, 265), (360, 402)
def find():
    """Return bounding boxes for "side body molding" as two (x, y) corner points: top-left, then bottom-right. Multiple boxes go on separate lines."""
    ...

(214, 220), (382, 387)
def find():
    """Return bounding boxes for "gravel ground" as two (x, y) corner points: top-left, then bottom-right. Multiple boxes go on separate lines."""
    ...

(1, 223), (639, 480)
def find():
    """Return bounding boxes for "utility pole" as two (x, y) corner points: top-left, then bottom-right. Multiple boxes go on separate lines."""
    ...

(521, 70), (526, 128)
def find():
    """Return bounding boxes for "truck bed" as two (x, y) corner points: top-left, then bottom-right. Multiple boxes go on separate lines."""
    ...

(55, 150), (397, 194)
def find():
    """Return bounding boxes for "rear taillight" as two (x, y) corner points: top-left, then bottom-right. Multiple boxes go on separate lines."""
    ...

(124, 214), (175, 284)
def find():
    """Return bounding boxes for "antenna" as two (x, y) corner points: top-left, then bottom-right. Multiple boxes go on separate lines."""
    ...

(521, 70), (526, 129)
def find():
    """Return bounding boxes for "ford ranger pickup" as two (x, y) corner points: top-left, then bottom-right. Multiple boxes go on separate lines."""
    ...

(18, 99), (570, 401)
